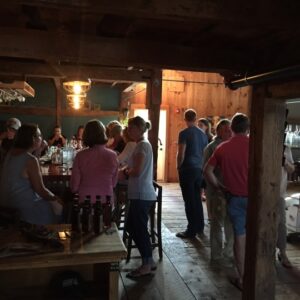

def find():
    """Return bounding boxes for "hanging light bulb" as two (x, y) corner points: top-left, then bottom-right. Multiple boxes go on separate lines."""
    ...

(63, 79), (91, 109)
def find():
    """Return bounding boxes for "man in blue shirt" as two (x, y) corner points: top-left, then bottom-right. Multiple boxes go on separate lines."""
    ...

(176, 109), (208, 238)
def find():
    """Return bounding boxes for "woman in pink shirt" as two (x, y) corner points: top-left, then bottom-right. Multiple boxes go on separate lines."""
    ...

(70, 120), (118, 204)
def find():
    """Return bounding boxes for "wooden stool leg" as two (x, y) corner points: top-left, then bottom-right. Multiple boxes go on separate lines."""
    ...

(157, 192), (163, 260)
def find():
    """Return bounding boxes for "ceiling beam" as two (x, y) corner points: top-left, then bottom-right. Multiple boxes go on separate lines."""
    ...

(0, 27), (246, 72)
(0, 58), (152, 81)
(18, 0), (300, 28)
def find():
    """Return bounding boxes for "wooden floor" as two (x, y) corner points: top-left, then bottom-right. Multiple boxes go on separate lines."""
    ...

(119, 182), (300, 300)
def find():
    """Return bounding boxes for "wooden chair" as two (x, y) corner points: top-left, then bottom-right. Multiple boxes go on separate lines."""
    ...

(124, 181), (163, 262)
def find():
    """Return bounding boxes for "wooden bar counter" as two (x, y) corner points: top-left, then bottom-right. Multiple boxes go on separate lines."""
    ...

(0, 223), (127, 300)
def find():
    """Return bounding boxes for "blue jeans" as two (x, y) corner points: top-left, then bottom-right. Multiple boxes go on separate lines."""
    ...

(127, 199), (156, 264)
(178, 168), (204, 236)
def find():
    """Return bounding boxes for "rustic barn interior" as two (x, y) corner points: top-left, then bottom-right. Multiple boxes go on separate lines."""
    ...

(1, 1), (300, 299)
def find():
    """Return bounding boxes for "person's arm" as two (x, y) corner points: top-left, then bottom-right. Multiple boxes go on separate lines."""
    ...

(177, 143), (186, 170)
(70, 155), (80, 193)
(203, 162), (226, 190)
(48, 135), (56, 146)
(60, 135), (67, 146)
(26, 157), (58, 202)
(284, 146), (295, 174)
(127, 152), (145, 177)
(112, 156), (119, 187)
(118, 142), (135, 166)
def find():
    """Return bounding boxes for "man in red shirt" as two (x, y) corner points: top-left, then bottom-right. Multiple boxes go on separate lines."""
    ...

(204, 113), (249, 290)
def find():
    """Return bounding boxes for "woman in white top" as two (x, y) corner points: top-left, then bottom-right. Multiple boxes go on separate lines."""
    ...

(124, 116), (157, 278)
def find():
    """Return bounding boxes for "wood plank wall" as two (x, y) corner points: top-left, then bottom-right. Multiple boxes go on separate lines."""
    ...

(127, 70), (251, 182)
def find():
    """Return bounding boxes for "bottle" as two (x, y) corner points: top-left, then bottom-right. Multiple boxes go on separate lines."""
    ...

(81, 196), (92, 233)
(71, 195), (81, 233)
(103, 195), (112, 228)
(93, 196), (104, 234)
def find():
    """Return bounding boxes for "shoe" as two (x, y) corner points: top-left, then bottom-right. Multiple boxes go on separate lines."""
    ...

(196, 231), (206, 238)
(126, 266), (152, 279)
(229, 277), (243, 291)
(176, 231), (195, 238)
(278, 253), (292, 268)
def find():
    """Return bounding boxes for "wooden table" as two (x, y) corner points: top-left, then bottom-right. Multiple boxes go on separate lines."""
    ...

(40, 163), (72, 181)
(0, 223), (127, 300)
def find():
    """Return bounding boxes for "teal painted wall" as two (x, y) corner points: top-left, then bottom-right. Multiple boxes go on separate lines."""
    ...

(0, 80), (121, 139)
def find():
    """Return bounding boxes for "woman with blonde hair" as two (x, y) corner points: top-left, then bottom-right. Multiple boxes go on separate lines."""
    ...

(124, 116), (157, 278)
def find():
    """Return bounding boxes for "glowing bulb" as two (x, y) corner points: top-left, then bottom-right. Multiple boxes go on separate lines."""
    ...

(73, 83), (82, 94)
(73, 95), (80, 110)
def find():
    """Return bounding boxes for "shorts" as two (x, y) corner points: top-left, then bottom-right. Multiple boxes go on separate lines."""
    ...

(227, 196), (248, 236)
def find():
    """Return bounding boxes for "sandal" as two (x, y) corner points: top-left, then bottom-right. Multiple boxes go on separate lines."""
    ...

(229, 277), (243, 291)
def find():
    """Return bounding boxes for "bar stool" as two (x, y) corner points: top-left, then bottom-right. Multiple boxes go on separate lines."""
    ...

(124, 181), (163, 262)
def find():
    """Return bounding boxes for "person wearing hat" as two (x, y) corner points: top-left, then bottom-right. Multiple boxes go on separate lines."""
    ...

(0, 118), (21, 165)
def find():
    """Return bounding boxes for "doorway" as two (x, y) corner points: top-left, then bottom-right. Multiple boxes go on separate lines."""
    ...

(133, 108), (167, 181)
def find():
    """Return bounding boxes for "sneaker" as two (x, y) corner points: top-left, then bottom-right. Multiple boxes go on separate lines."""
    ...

(176, 231), (195, 239)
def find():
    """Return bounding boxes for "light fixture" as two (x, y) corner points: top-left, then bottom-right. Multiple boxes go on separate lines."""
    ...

(63, 79), (91, 110)
(66, 94), (86, 110)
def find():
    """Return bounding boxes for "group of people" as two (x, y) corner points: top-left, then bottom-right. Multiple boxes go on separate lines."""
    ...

(176, 109), (294, 290)
(0, 116), (157, 279)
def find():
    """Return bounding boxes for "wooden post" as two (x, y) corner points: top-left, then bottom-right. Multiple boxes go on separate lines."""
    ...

(53, 78), (62, 126)
(146, 69), (162, 180)
(243, 85), (286, 300)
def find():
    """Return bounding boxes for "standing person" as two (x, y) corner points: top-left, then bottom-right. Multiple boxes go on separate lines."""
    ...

(125, 116), (157, 278)
(0, 124), (60, 225)
(198, 118), (213, 142)
(204, 113), (249, 290)
(117, 127), (136, 167)
(70, 120), (118, 203)
(72, 125), (84, 149)
(202, 119), (234, 263)
(277, 145), (294, 268)
(48, 126), (66, 147)
(176, 109), (208, 239)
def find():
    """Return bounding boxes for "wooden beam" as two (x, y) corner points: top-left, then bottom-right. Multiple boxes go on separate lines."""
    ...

(0, 105), (118, 117)
(146, 70), (162, 180)
(244, 87), (286, 300)
(0, 59), (151, 81)
(0, 27), (244, 72)
(53, 78), (62, 126)
(19, 0), (300, 27)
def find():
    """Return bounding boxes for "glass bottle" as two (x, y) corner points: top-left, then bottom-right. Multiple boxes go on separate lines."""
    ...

(103, 195), (112, 228)
(93, 196), (104, 234)
(81, 196), (92, 233)
(71, 195), (81, 233)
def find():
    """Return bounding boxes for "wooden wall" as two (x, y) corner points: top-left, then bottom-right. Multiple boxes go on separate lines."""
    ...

(126, 70), (251, 182)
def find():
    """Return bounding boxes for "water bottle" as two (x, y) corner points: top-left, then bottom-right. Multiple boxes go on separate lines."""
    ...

(103, 195), (112, 228)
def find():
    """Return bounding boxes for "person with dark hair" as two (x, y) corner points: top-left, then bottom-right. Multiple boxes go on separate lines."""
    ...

(198, 118), (213, 142)
(0, 117), (21, 165)
(48, 126), (66, 147)
(202, 119), (233, 263)
(124, 116), (157, 278)
(0, 123), (60, 225)
(70, 119), (118, 203)
(176, 109), (208, 239)
(72, 125), (84, 149)
(204, 112), (249, 290)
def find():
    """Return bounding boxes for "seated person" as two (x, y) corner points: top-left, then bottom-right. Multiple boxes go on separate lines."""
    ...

(0, 124), (61, 225)
(48, 126), (66, 147)
(106, 121), (125, 154)
(71, 125), (84, 149)
(70, 119), (118, 204)
(0, 118), (21, 163)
